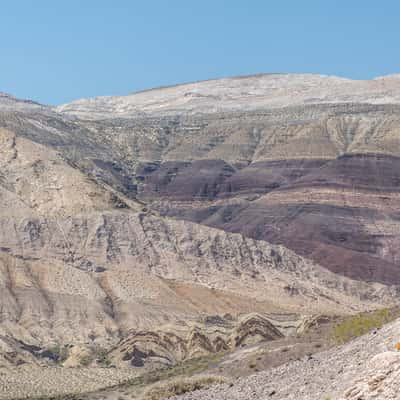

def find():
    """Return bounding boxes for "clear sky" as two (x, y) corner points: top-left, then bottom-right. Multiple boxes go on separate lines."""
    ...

(1, 0), (399, 105)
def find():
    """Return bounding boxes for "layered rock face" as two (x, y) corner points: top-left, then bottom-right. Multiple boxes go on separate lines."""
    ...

(111, 313), (285, 368)
(115, 105), (400, 286)
(60, 106), (400, 287)
(2, 74), (400, 368)
(54, 79), (400, 287)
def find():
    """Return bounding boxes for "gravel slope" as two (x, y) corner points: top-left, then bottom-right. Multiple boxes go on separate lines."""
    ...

(0, 367), (138, 400)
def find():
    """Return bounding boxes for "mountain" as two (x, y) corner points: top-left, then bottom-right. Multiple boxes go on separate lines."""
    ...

(1, 124), (389, 367)
(1, 73), (400, 398)
(56, 74), (400, 119)
(52, 75), (400, 287)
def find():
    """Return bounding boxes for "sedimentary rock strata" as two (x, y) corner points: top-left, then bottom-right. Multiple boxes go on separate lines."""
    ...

(2, 74), (400, 375)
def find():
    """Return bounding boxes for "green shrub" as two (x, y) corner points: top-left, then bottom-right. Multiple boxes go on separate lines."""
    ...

(332, 308), (395, 344)
(80, 345), (111, 367)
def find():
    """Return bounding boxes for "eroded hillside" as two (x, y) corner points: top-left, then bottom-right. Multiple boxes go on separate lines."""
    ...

(1, 74), (400, 398)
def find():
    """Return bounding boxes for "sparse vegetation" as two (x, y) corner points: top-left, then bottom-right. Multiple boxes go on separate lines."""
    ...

(118, 352), (225, 396)
(140, 375), (227, 400)
(22, 353), (226, 400)
(80, 346), (112, 367)
(332, 308), (399, 344)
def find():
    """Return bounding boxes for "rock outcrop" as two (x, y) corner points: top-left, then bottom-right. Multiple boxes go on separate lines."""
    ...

(341, 351), (400, 400)
(111, 313), (285, 368)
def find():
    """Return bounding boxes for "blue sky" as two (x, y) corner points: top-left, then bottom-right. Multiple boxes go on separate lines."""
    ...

(1, 0), (399, 105)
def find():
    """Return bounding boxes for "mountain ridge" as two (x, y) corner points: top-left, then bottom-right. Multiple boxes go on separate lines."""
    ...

(55, 73), (400, 119)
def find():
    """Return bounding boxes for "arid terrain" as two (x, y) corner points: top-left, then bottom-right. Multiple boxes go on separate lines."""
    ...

(1, 74), (400, 399)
